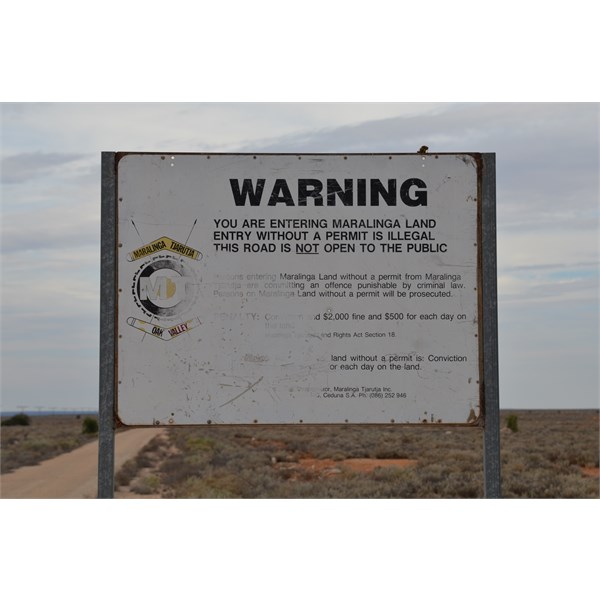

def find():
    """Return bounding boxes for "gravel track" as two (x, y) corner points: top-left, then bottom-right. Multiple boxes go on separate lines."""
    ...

(1, 428), (165, 499)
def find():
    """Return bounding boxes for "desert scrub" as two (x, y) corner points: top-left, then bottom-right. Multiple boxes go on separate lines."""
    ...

(1, 414), (101, 474)
(185, 436), (215, 452)
(131, 475), (161, 495)
(374, 446), (411, 460)
(154, 411), (598, 499)
(115, 458), (139, 487)
(176, 475), (239, 499)
(114, 433), (171, 490)
(82, 416), (99, 434)
(2, 413), (31, 427)
(502, 469), (597, 499)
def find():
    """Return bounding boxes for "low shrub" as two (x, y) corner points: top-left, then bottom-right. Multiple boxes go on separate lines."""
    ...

(131, 475), (161, 495)
(115, 458), (138, 487)
(82, 417), (99, 434)
(506, 414), (519, 433)
(2, 413), (31, 427)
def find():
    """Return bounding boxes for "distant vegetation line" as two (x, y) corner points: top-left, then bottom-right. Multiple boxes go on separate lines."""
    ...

(1, 410), (98, 417)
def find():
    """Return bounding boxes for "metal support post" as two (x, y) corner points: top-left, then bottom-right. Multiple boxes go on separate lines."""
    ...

(98, 152), (117, 498)
(481, 153), (501, 498)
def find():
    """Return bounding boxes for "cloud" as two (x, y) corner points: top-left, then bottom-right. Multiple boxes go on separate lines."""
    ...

(1, 245), (100, 409)
(1, 102), (598, 410)
(243, 102), (599, 298)
(1, 151), (87, 184)
(1, 208), (99, 253)
(1, 103), (446, 156)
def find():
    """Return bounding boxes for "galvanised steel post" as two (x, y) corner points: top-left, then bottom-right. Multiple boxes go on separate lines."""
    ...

(481, 153), (501, 498)
(98, 152), (117, 498)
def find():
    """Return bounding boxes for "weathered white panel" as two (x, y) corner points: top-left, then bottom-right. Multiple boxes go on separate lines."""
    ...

(117, 153), (481, 425)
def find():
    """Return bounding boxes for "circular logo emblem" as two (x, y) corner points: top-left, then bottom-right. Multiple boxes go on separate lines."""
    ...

(132, 255), (199, 320)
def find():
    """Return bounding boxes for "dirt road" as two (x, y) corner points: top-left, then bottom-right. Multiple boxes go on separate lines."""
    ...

(1, 428), (165, 499)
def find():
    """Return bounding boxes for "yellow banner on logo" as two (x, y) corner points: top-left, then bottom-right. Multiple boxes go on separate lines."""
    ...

(126, 317), (201, 340)
(127, 237), (201, 261)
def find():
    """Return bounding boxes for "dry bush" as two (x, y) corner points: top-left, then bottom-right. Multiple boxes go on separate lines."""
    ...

(131, 475), (161, 495)
(155, 410), (598, 499)
(1, 413), (31, 427)
(115, 458), (139, 487)
(1, 414), (99, 474)
(114, 434), (171, 492)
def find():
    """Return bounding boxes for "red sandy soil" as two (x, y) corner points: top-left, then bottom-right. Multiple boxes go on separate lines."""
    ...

(580, 467), (599, 478)
(276, 456), (417, 479)
(249, 436), (418, 477)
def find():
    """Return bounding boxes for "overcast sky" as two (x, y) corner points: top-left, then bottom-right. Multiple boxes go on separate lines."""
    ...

(1, 102), (598, 412)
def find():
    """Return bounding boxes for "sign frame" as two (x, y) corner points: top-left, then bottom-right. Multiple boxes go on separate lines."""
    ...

(98, 152), (500, 498)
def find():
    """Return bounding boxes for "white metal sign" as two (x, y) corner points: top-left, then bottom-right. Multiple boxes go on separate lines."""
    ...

(116, 153), (482, 425)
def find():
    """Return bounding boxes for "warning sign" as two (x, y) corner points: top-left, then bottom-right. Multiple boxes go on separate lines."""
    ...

(116, 153), (484, 426)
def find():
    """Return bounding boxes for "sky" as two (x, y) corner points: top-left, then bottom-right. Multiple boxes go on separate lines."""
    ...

(1, 102), (598, 412)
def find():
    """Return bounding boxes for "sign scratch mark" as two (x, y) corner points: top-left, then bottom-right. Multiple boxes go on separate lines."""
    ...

(219, 377), (264, 408)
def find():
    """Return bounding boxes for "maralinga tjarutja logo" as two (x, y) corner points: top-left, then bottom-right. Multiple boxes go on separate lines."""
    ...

(127, 236), (202, 341)
(127, 236), (202, 262)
